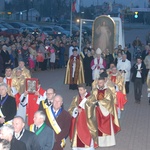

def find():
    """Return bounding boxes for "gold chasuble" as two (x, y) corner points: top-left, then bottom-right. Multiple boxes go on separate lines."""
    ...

(65, 55), (85, 85)
(85, 88), (120, 147)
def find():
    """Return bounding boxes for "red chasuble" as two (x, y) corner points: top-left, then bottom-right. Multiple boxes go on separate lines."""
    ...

(27, 87), (45, 126)
(110, 75), (127, 110)
(96, 89), (111, 136)
(70, 93), (98, 148)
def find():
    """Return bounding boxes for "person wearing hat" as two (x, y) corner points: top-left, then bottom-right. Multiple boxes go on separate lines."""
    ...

(131, 56), (146, 104)
(65, 48), (85, 90)
(90, 48), (106, 80)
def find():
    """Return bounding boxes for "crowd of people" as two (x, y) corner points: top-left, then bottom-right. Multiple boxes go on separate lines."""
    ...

(0, 28), (150, 150)
(0, 30), (81, 74)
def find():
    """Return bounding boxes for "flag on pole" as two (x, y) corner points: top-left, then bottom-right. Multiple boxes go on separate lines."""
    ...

(72, 1), (76, 12)
(75, 0), (80, 13)
(72, 0), (80, 13)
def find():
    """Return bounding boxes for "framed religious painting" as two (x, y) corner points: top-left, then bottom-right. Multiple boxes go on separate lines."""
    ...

(92, 15), (115, 54)
(26, 78), (38, 94)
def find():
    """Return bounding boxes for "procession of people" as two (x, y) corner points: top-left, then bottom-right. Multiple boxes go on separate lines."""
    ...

(0, 20), (150, 150)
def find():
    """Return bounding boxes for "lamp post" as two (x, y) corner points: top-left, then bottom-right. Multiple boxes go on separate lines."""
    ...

(30, 0), (33, 21)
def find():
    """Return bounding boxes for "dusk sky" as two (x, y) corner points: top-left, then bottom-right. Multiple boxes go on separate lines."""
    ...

(81, 0), (148, 7)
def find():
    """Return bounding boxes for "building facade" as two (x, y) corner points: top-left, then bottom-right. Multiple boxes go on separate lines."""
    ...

(0, 0), (5, 11)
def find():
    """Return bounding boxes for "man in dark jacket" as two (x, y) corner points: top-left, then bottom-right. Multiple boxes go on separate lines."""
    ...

(0, 45), (11, 71)
(29, 111), (54, 150)
(12, 116), (40, 150)
(131, 56), (146, 103)
(39, 95), (71, 150)
(0, 124), (27, 150)
(124, 46), (131, 61)
(0, 83), (16, 126)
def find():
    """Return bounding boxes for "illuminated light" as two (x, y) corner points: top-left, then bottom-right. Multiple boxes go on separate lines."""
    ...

(76, 19), (80, 23)
(134, 14), (138, 18)
(7, 12), (12, 15)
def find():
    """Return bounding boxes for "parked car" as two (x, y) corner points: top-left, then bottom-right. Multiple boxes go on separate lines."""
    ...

(40, 25), (64, 37)
(0, 22), (14, 29)
(51, 25), (70, 37)
(60, 24), (79, 36)
(0, 28), (21, 37)
(82, 24), (92, 36)
(25, 23), (40, 29)
(7, 22), (28, 29)
(20, 27), (36, 33)
(0, 24), (7, 31)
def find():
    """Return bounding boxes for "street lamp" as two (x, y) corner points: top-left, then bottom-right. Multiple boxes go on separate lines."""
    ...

(76, 19), (80, 23)
(30, 0), (33, 21)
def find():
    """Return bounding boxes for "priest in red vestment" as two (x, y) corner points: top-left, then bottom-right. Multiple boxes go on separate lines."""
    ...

(68, 84), (98, 150)
(108, 66), (127, 118)
(18, 81), (46, 126)
(85, 77), (120, 147)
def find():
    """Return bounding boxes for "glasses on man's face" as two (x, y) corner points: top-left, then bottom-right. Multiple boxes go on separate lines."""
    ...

(46, 93), (54, 95)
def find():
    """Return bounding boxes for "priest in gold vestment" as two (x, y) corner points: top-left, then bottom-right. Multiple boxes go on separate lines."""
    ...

(108, 66), (127, 118)
(12, 60), (31, 79)
(147, 70), (150, 104)
(3, 67), (17, 97)
(68, 84), (97, 150)
(65, 48), (85, 90)
(12, 68), (26, 107)
(85, 77), (120, 147)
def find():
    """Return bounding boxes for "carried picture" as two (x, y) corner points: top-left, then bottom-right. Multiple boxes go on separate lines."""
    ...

(26, 78), (38, 94)
(92, 15), (115, 54)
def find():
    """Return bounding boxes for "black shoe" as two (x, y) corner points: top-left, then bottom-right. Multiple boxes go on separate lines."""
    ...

(137, 101), (140, 104)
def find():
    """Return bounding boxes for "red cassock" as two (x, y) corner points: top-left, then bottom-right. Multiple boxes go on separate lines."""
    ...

(26, 87), (45, 126)
(6, 78), (12, 87)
